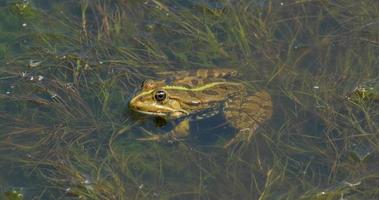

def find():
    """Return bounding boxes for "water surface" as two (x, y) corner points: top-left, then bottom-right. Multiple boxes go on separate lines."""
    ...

(0, 0), (378, 199)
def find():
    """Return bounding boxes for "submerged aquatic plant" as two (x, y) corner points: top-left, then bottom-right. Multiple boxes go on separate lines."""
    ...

(0, 0), (378, 199)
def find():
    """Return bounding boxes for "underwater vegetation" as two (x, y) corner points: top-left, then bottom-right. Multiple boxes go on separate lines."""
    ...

(0, 0), (378, 199)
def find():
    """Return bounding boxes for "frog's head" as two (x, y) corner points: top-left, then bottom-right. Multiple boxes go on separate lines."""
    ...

(129, 80), (190, 119)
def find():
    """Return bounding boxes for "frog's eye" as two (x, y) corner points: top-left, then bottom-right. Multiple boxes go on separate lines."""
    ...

(154, 90), (167, 101)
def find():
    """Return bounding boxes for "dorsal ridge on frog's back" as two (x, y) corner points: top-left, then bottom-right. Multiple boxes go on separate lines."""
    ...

(162, 81), (241, 92)
(157, 68), (238, 80)
(195, 68), (238, 78)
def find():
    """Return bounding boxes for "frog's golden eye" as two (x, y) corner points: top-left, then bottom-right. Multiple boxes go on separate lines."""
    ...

(154, 90), (167, 101)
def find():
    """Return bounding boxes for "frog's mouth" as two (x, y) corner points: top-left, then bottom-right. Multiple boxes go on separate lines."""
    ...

(130, 109), (167, 116)
(129, 106), (189, 119)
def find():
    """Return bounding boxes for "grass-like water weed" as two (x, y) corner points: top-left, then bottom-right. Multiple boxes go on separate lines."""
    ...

(0, 0), (378, 199)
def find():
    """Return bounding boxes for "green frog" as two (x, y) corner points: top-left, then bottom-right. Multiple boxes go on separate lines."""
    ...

(129, 68), (273, 147)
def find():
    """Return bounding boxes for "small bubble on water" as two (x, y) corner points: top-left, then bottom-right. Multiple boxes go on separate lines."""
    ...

(280, 2), (284, 6)
(5, 91), (11, 94)
(22, 23), (27, 27)
(313, 85), (320, 89)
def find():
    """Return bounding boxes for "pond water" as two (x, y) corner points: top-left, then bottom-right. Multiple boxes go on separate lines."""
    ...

(0, 0), (378, 199)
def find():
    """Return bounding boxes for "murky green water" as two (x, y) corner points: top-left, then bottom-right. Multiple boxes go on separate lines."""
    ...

(0, 0), (378, 199)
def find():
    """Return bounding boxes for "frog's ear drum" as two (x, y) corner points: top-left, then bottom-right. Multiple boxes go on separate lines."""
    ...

(154, 90), (167, 101)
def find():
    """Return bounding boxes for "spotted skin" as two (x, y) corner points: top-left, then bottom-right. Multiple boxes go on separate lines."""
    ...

(129, 68), (273, 147)
(223, 91), (272, 147)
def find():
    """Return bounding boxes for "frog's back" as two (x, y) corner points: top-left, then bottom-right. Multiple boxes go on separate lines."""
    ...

(158, 68), (238, 80)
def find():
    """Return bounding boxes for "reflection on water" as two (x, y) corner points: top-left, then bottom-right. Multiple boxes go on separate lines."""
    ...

(0, 0), (378, 199)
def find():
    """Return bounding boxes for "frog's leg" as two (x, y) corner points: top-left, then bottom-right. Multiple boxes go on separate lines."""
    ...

(170, 119), (190, 139)
(223, 91), (273, 148)
(137, 119), (190, 142)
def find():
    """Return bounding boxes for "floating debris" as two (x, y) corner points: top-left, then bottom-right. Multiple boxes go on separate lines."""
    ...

(37, 75), (44, 81)
(28, 60), (42, 68)
(50, 93), (58, 99)
(20, 71), (28, 78)
(64, 83), (74, 89)
(65, 187), (71, 193)
(343, 181), (361, 187)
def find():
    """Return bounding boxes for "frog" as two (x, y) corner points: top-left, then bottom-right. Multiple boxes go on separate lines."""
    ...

(129, 68), (273, 148)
